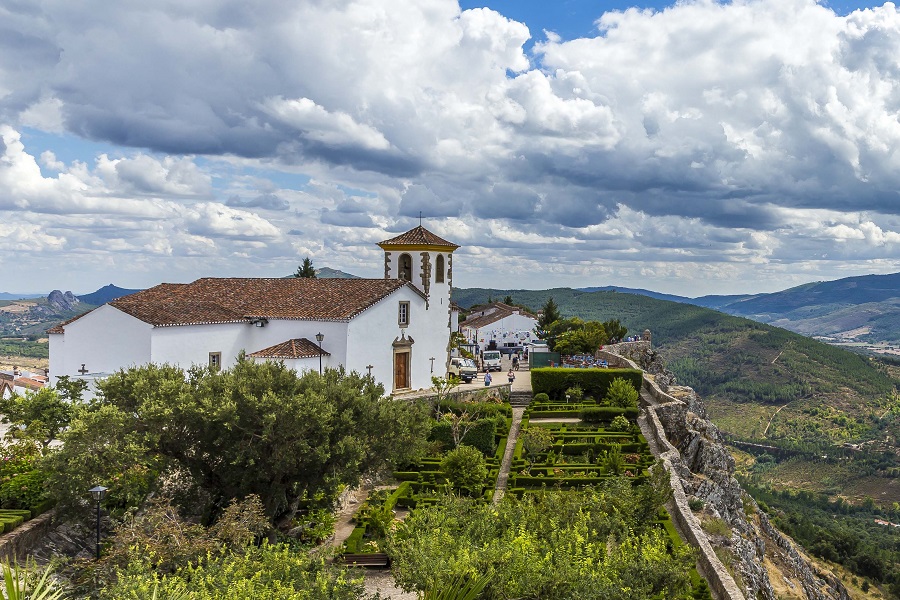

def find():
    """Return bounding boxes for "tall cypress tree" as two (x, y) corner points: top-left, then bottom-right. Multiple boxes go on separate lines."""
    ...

(294, 257), (317, 278)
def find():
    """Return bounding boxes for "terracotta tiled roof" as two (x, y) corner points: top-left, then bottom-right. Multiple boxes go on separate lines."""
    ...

(248, 338), (331, 359)
(14, 377), (44, 391)
(50, 277), (424, 331)
(378, 226), (459, 249)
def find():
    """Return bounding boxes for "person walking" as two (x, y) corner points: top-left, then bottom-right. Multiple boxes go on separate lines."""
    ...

(507, 368), (515, 384)
(512, 355), (519, 371)
(484, 371), (492, 387)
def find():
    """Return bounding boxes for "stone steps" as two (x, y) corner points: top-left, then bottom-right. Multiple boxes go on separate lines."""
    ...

(508, 390), (532, 407)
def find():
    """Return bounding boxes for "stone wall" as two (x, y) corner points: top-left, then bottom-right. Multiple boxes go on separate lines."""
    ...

(0, 511), (55, 563)
(599, 346), (849, 600)
(597, 347), (745, 598)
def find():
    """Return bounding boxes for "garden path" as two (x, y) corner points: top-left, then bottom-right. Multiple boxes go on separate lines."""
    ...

(491, 369), (532, 503)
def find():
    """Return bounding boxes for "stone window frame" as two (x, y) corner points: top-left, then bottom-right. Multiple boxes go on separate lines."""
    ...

(398, 301), (410, 327)
(209, 352), (222, 371)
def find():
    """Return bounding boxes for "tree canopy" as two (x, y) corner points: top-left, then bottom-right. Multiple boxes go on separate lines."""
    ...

(46, 357), (431, 525)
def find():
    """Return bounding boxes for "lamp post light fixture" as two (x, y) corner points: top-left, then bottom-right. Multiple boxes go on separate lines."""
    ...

(315, 332), (325, 375)
(89, 485), (108, 560)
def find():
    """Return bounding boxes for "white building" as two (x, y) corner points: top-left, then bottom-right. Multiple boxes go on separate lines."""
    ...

(49, 226), (459, 395)
(459, 302), (538, 350)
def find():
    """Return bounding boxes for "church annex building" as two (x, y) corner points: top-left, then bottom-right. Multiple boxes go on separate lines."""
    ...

(49, 226), (459, 395)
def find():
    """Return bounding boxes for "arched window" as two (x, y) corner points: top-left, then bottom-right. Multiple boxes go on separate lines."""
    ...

(399, 253), (412, 280)
(435, 254), (445, 283)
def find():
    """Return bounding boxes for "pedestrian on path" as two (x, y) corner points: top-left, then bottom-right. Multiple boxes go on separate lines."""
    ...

(507, 369), (515, 384)
(512, 355), (519, 371)
(484, 372), (492, 386)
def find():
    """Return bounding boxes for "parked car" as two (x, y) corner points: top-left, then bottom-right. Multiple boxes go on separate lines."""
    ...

(448, 357), (478, 383)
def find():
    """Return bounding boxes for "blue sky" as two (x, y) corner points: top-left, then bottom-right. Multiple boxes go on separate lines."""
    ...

(2, 0), (900, 297)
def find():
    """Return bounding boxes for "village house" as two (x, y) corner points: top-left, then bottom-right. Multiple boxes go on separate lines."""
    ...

(48, 226), (459, 396)
(459, 301), (538, 351)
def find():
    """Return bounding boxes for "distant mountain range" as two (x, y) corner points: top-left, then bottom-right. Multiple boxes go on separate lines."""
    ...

(576, 273), (900, 345)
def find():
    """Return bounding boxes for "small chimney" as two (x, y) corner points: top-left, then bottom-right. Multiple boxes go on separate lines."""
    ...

(12, 366), (19, 376)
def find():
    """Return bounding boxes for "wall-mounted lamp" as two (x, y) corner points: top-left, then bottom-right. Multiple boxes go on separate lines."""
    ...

(249, 317), (268, 328)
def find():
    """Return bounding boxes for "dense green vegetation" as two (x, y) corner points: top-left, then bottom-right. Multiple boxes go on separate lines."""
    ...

(743, 481), (900, 596)
(0, 339), (48, 359)
(388, 484), (697, 600)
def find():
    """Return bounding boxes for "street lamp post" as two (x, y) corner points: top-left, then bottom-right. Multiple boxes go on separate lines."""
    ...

(89, 485), (108, 560)
(315, 332), (325, 375)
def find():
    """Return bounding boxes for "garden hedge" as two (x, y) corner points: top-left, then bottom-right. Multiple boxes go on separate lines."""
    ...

(429, 418), (498, 457)
(530, 368), (643, 401)
(579, 406), (641, 423)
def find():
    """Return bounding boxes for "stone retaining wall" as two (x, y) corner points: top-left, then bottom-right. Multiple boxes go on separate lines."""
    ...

(0, 511), (55, 563)
(597, 348), (746, 600)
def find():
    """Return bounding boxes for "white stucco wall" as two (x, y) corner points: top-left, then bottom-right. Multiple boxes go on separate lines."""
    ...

(462, 312), (538, 346)
(150, 320), (349, 372)
(50, 305), (152, 384)
(346, 285), (446, 392)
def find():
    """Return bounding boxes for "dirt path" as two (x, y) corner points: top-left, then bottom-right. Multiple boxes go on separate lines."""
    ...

(492, 406), (525, 504)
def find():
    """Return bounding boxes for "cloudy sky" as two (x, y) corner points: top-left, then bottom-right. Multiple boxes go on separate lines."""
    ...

(2, 0), (899, 298)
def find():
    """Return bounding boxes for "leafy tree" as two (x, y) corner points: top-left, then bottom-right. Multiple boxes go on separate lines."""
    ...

(47, 357), (431, 525)
(0, 387), (73, 450)
(431, 375), (461, 417)
(440, 445), (488, 497)
(605, 377), (639, 408)
(293, 257), (317, 278)
(602, 319), (628, 343)
(545, 318), (607, 354)
(503, 295), (514, 305)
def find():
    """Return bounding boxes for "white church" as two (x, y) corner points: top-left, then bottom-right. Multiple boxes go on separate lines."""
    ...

(49, 226), (459, 395)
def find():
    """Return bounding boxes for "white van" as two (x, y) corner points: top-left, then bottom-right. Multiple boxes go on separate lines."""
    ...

(481, 350), (502, 372)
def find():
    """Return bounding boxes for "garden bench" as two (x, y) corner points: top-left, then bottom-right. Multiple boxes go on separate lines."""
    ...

(340, 552), (391, 568)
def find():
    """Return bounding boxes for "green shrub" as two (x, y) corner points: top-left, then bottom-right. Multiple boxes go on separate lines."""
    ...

(531, 368), (642, 401)
(533, 393), (550, 403)
(608, 415), (631, 432)
(441, 445), (488, 497)
(564, 386), (583, 402)
(0, 470), (52, 511)
(605, 377), (639, 408)
(600, 444), (625, 475)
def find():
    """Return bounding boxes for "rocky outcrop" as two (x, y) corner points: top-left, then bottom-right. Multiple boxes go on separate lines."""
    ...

(46, 290), (79, 313)
(601, 343), (849, 600)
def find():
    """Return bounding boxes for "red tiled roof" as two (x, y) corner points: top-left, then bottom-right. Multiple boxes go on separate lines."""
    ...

(248, 338), (331, 359)
(50, 277), (424, 331)
(378, 226), (459, 249)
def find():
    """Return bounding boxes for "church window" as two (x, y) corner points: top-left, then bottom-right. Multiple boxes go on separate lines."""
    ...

(398, 301), (410, 327)
(399, 254), (412, 280)
(435, 254), (445, 283)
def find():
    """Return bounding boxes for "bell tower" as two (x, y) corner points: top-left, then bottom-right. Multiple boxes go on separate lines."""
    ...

(377, 225), (459, 308)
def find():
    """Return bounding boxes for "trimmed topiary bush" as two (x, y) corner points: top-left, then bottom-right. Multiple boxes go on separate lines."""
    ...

(533, 393), (550, 403)
(608, 415), (631, 432)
